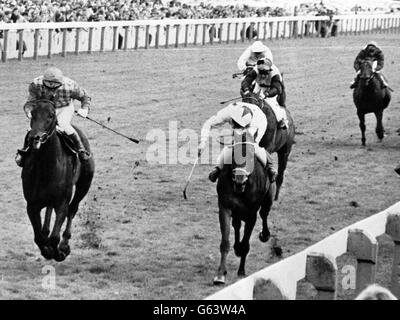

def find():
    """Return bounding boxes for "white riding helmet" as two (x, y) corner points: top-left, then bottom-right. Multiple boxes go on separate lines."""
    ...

(231, 104), (253, 128)
(43, 67), (64, 84)
(364, 41), (378, 49)
(251, 41), (267, 53)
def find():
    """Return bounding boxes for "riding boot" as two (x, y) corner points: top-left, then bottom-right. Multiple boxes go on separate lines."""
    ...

(15, 131), (30, 167)
(209, 167), (221, 183)
(350, 76), (359, 89)
(68, 132), (91, 162)
(395, 164), (400, 176)
(266, 152), (277, 182)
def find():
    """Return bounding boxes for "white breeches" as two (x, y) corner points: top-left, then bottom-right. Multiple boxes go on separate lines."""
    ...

(216, 145), (267, 169)
(56, 103), (76, 135)
(265, 97), (288, 124)
(254, 85), (288, 124)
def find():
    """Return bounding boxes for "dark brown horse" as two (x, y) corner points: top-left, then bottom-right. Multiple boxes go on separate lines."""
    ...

(214, 128), (275, 285)
(353, 59), (391, 146)
(21, 100), (95, 262)
(244, 92), (295, 201)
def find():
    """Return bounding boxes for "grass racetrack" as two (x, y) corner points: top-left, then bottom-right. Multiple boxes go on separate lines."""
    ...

(1, 34), (400, 299)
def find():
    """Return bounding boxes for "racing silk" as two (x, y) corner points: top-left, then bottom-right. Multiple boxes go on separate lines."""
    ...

(241, 65), (283, 98)
(354, 45), (384, 72)
(201, 102), (267, 145)
(24, 76), (91, 114)
(237, 46), (273, 72)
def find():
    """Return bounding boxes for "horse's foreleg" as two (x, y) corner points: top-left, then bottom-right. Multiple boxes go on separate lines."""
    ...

(275, 148), (291, 201)
(48, 201), (68, 262)
(358, 112), (366, 146)
(27, 204), (52, 259)
(42, 207), (53, 239)
(232, 217), (241, 257)
(259, 187), (275, 243)
(237, 214), (257, 277)
(214, 206), (232, 285)
(375, 110), (384, 141)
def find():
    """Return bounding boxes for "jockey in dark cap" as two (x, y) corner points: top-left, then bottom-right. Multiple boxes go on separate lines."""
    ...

(350, 41), (389, 89)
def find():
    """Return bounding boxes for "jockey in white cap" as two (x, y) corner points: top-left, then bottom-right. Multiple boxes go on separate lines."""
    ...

(237, 41), (273, 76)
(350, 41), (389, 89)
(198, 102), (277, 183)
(15, 67), (92, 167)
(241, 58), (289, 129)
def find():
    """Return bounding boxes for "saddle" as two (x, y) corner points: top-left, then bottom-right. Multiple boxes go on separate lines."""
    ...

(56, 129), (78, 156)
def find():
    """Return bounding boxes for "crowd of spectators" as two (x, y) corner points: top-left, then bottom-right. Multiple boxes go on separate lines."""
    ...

(0, 0), (335, 24)
(0, 0), (395, 24)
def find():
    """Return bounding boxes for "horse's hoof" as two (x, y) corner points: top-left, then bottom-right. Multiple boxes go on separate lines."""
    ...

(59, 243), (71, 257)
(54, 250), (67, 262)
(259, 231), (270, 243)
(237, 271), (246, 278)
(41, 246), (54, 260)
(213, 275), (226, 285)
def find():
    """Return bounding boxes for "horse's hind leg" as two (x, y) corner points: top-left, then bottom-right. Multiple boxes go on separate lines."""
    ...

(49, 201), (69, 262)
(237, 214), (256, 277)
(60, 161), (95, 258)
(214, 206), (232, 285)
(259, 185), (275, 243)
(375, 110), (384, 141)
(358, 112), (366, 146)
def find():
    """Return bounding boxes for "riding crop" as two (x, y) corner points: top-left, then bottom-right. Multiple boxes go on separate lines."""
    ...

(219, 97), (242, 105)
(183, 156), (200, 200)
(75, 111), (139, 144)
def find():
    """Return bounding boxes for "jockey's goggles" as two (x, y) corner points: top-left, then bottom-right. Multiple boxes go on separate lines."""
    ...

(43, 80), (62, 89)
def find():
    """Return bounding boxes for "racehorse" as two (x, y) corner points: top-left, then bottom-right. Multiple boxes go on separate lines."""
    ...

(353, 59), (391, 146)
(21, 99), (95, 262)
(214, 127), (275, 284)
(243, 92), (295, 201)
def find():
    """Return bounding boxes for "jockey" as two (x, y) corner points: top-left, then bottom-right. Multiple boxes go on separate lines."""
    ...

(350, 41), (389, 89)
(237, 41), (273, 76)
(15, 67), (92, 167)
(198, 102), (277, 183)
(241, 57), (289, 129)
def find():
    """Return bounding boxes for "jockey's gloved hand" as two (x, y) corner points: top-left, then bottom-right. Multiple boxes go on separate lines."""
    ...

(198, 140), (207, 156)
(77, 108), (89, 118)
(243, 90), (251, 97)
(244, 66), (253, 75)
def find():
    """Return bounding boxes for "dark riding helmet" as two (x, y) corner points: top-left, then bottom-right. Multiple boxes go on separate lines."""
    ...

(43, 67), (64, 89)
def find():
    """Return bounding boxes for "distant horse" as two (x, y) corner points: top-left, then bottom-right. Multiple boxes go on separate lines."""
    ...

(214, 128), (275, 284)
(21, 100), (95, 261)
(353, 59), (391, 146)
(243, 92), (295, 201)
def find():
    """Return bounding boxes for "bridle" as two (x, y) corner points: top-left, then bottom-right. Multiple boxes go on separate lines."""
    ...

(31, 99), (57, 145)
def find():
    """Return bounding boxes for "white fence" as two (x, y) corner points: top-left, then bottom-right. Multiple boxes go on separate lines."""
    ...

(205, 201), (400, 300)
(1, 13), (400, 62)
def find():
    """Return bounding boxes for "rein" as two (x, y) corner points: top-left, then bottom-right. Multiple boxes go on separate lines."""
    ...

(39, 116), (57, 144)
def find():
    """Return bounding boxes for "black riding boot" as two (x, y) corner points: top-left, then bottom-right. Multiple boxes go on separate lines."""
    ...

(266, 152), (277, 182)
(15, 131), (30, 167)
(68, 132), (91, 162)
(350, 75), (359, 89)
(209, 167), (221, 183)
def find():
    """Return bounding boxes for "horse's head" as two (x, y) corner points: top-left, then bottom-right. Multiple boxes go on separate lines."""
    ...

(28, 100), (57, 150)
(358, 59), (375, 86)
(242, 91), (263, 109)
(231, 128), (256, 194)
